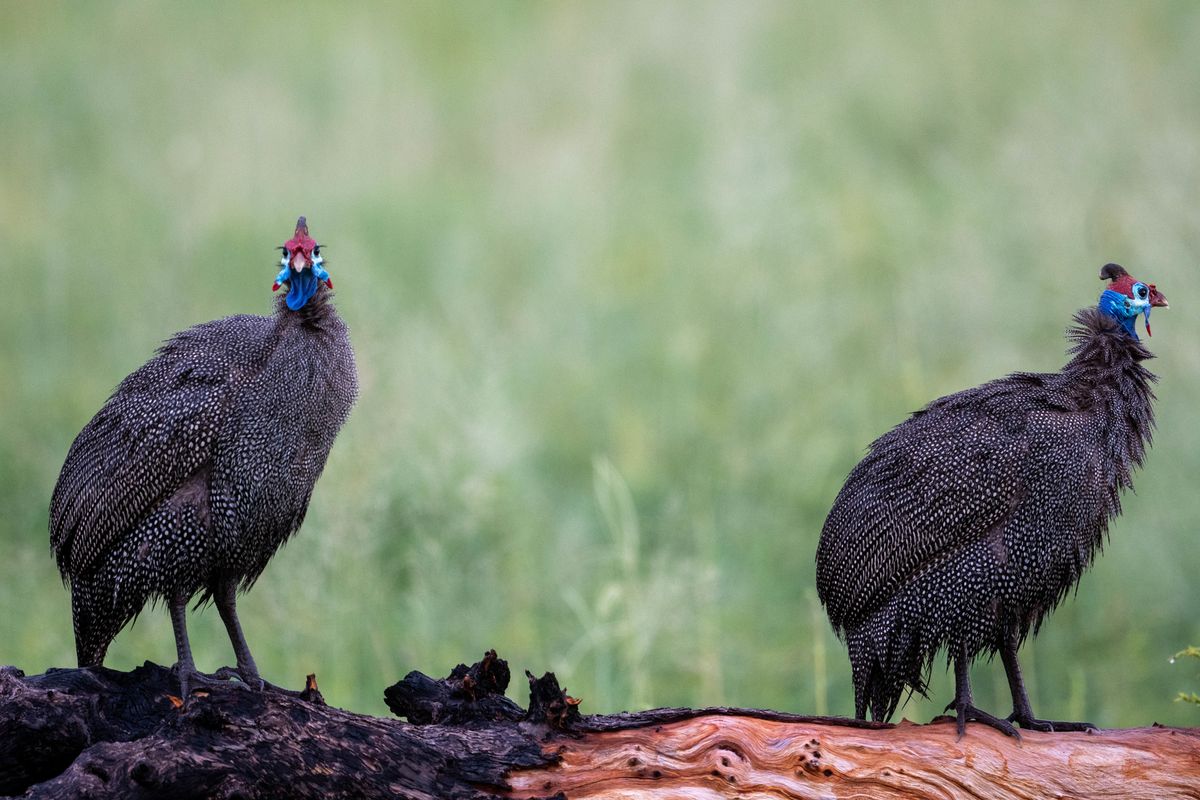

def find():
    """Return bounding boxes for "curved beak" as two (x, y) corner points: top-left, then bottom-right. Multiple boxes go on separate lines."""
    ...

(291, 250), (312, 271)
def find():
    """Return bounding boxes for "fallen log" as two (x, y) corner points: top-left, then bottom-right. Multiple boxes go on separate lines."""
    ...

(1, 652), (1197, 799)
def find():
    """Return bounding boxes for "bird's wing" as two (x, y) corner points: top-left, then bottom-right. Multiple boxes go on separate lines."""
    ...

(817, 379), (1060, 630)
(49, 319), (257, 576)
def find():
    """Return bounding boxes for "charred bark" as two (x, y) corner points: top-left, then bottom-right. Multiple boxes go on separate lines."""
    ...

(1, 653), (1197, 799)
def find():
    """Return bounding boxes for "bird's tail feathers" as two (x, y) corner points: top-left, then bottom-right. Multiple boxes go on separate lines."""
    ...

(848, 623), (933, 722)
(70, 573), (133, 668)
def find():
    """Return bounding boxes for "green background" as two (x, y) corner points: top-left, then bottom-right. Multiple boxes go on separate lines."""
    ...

(2, 2), (1197, 726)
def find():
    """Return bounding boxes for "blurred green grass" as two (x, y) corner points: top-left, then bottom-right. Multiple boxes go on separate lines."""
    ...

(1, 1), (1198, 725)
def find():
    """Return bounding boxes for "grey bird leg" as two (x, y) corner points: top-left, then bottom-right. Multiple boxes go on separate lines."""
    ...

(171, 592), (251, 699)
(214, 578), (264, 690)
(170, 593), (200, 698)
(1001, 633), (1096, 733)
(944, 644), (1020, 740)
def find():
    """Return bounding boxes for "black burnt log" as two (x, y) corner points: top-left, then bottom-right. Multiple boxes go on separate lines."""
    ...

(523, 670), (582, 731)
(0, 655), (551, 799)
(384, 648), (524, 725)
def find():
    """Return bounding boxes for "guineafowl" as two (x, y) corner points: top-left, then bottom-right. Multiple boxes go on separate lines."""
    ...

(816, 264), (1167, 736)
(50, 217), (358, 696)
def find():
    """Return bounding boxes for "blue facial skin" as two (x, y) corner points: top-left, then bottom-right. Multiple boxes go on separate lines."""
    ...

(275, 256), (331, 311)
(1098, 282), (1152, 339)
(285, 269), (320, 311)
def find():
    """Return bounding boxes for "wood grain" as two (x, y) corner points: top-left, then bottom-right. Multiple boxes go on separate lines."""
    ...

(507, 714), (1200, 799)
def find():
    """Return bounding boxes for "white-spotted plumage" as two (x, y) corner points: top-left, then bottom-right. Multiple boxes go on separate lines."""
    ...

(817, 307), (1156, 723)
(50, 282), (357, 668)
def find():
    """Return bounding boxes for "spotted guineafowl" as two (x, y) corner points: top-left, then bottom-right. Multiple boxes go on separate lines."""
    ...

(50, 217), (358, 696)
(816, 264), (1167, 737)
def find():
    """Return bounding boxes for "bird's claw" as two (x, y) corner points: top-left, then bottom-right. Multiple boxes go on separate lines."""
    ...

(1005, 712), (1097, 733)
(213, 665), (266, 691)
(952, 702), (1021, 741)
(212, 665), (304, 696)
(173, 663), (251, 702)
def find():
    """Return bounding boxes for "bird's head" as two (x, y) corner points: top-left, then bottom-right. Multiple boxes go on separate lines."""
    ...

(1098, 263), (1167, 339)
(272, 216), (333, 311)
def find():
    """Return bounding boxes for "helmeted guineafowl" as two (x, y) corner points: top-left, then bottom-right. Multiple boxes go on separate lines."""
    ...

(816, 264), (1167, 737)
(50, 217), (358, 696)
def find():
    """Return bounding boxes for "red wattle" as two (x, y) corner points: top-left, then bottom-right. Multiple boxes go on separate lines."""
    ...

(325, 278), (334, 289)
(272, 282), (280, 291)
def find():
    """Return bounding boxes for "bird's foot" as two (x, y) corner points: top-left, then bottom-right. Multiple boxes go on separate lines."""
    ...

(944, 699), (1021, 740)
(213, 664), (266, 691)
(1006, 712), (1097, 733)
(172, 663), (252, 700)
(212, 665), (304, 697)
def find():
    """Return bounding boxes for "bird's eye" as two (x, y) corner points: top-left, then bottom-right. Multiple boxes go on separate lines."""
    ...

(1136, 285), (1148, 299)
(313, 245), (321, 257)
